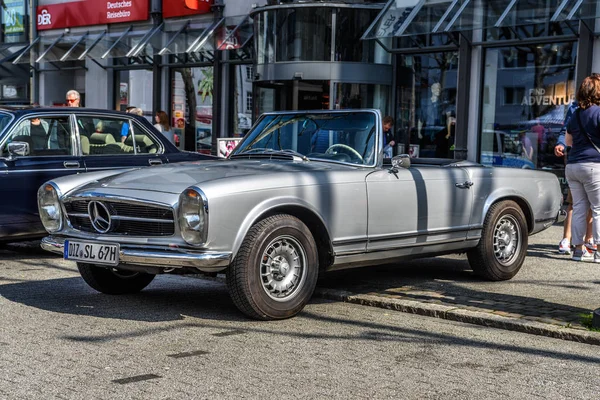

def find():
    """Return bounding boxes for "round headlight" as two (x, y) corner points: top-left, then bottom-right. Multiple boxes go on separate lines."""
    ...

(178, 187), (207, 245)
(37, 183), (62, 233)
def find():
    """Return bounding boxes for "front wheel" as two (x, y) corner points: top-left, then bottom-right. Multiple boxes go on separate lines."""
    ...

(77, 263), (156, 294)
(467, 200), (528, 281)
(226, 214), (318, 320)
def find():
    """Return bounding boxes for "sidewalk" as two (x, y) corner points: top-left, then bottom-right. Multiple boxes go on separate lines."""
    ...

(314, 225), (600, 345)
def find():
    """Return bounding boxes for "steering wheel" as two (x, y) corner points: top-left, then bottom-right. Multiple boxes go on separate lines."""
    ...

(325, 144), (363, 163)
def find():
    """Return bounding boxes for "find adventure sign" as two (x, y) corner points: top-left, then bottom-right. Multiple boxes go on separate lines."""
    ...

(36, 0), (149, 30)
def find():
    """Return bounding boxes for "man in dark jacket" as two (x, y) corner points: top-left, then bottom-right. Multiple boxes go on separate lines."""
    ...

(382, 115), (395, 158)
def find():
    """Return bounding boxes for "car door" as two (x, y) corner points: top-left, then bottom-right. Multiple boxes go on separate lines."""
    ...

(79, 116), (167, 172)
(0, 113), (84, 238)
(365, 163), (473, 252)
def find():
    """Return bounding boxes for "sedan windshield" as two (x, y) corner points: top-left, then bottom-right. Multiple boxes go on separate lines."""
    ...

(232, 111), (378, 166)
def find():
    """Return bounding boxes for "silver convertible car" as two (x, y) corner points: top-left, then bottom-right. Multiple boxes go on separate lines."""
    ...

(39, 110), (564, 320)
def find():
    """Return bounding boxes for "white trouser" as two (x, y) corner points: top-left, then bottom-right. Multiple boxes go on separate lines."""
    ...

(565, 162), (600, 246)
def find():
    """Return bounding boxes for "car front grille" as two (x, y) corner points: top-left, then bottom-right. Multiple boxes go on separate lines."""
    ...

(64, 199), (175, 236)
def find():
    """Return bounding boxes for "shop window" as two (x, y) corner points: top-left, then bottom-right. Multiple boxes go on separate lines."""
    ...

(479, 42), (577, 175)
(395, 52), (458, 159)
(1, 0), (26, 43)
(275, 8), (332, 62)
(333, 83), (389, 115)
(172, 67), (214, 153)
(116, 70), (153, 119)
(335, 8), (387, 64)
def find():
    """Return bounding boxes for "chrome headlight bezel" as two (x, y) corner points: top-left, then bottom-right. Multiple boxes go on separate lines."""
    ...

(178, 186), (208, 246)
(37, 182), (63, 233)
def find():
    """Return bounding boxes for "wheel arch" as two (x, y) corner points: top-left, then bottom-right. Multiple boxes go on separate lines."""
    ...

(482, 194), (533, 233)
(231, 198), (334, 272)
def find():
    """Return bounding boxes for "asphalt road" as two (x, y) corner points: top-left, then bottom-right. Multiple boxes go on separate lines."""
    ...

(1, 241), (600, 399)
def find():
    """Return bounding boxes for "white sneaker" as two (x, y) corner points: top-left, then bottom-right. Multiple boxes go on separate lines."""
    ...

(572, 248), (593, 262)
(558, 238), (572, 254)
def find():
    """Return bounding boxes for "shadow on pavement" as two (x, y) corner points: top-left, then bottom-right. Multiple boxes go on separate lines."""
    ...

(0, 275), (246, 324)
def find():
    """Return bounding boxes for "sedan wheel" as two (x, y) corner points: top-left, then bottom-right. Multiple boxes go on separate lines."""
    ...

(227, 214), (318, 320)
(467, 200), (528, 281)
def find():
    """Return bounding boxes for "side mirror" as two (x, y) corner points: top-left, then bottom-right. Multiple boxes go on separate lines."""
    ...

(391, 154), (410, 170)
(8, 141), (30, 157)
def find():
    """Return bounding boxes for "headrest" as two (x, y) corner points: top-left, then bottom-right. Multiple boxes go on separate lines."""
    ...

(80, 135), (90, 155)
(89, 133), (116, 145)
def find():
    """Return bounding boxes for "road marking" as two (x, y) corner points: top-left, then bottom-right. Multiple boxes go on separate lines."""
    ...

(112, 374), (161, 384)
(212, 329), (245, 337)
(167, 350), (209, 359)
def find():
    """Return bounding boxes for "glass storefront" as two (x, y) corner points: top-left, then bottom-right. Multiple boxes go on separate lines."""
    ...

(171, 67), (214, 154)
(333, 83), (389, 115)
(480, 41), (577, 175)
(116, 70), (153, 117)
(396, 52), (458, 158)
(231, 64), (254, 137)
(276, 8), (332, 62)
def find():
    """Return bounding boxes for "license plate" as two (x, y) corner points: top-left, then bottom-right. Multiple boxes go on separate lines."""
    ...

(64, 240), (119, 266)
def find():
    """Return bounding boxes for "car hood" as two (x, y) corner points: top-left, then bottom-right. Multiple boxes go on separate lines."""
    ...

(79, 159), (364, 195)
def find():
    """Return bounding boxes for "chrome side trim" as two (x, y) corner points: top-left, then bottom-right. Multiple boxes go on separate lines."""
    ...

(41, 236), (231, 273)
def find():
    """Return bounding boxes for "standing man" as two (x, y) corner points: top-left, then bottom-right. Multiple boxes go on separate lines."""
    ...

(66, 90), (80, 107)
(382, 115), (395, 158)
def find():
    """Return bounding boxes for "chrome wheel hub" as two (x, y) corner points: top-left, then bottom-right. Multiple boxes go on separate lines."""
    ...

(493, 215), (520, 265)
(260, 235), (306, 301)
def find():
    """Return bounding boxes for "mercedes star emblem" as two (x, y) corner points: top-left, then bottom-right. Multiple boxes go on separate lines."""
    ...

(88, 201), (112, 233)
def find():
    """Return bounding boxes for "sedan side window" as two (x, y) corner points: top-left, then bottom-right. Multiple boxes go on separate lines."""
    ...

(1, 116), (73, 157)
(126, 122), (161, 154)
(76, 116), (131, 155)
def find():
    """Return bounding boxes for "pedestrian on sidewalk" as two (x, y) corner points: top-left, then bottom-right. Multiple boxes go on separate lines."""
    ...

(555, 100), (594, 255)
(564, 73), (600, 262)
(154, 110), (175, 145)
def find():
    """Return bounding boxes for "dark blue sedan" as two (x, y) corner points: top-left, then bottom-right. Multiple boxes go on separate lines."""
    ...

(0, 107), (214, 241)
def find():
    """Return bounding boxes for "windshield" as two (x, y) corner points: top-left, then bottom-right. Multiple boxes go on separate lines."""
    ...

(232, 111), (379, 166)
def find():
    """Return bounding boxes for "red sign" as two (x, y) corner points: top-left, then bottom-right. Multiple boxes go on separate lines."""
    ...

(162, 0), (213, 19)
(37, 0), (149, 30)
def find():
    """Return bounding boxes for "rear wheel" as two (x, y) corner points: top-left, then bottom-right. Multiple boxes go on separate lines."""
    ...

(77, 263), (155, 294)
(467, 200), (528, 281)
(226, 214), (318, 320)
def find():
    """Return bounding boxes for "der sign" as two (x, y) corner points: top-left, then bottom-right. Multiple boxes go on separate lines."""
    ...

(37, 0), (149, 30)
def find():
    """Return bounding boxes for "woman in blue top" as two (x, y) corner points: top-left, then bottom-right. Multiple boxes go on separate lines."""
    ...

(565, 73), (600, 262)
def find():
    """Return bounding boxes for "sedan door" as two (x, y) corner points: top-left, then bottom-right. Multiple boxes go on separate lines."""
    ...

(78, 116), (168, 172)
(0, 114), (84, 238)
(365, 164), (473, 252)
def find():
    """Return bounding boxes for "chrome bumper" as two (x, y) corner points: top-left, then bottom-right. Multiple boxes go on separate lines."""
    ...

(41, 236), (231, 273)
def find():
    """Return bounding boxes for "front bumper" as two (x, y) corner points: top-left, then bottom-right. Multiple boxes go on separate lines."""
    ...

(41, 236), (231, 273)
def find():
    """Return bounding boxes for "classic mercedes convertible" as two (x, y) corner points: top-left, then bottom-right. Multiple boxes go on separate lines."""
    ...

(39, 109), (564, 320)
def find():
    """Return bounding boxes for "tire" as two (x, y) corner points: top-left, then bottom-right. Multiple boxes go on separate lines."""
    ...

(467, 200), (528, 281)
(77, 263), (156, 294)
(226, 214), (319, 320)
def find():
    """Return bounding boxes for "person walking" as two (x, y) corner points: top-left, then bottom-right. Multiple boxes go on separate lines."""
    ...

(154, 110), (175, 145)
(555, 101), (594, 254)
(564, 73), (600, 262)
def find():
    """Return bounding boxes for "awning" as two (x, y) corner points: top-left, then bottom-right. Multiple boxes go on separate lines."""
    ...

(362, 0), (598, 40)
(13, 14), (255, 67)
(0, 43), (31, 78)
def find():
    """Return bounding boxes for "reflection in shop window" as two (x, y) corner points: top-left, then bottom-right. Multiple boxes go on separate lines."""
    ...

(395, 52), (458, 159)
(480, 42), (577, 181)
(233, 65), (253, 137)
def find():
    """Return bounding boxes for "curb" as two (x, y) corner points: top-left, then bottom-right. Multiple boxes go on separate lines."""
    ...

(313, 288), (600, 346)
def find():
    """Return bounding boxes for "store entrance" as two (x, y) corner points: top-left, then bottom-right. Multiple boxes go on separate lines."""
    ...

(255, 80), (330, 115)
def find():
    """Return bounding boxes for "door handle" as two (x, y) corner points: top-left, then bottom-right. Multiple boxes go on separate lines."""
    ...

(63, 161), (80, 168)
(148, 158), (163, 166)
(455, 181), (473, 189)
